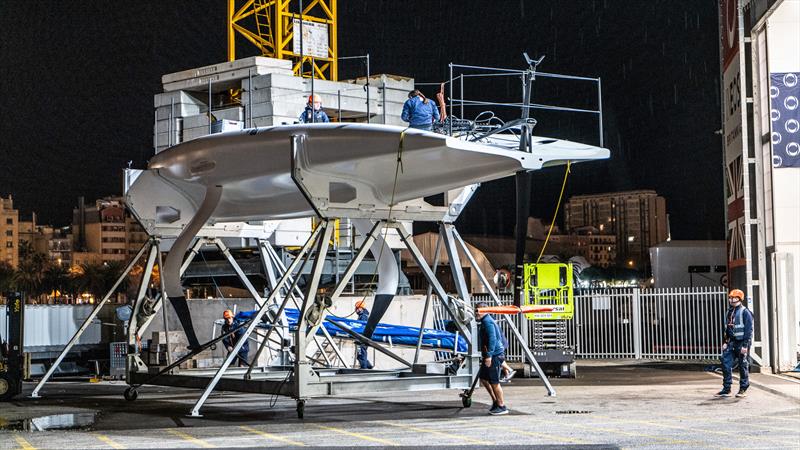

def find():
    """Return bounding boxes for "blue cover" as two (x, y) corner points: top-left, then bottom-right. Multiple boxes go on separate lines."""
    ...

(236, 308), (467, 352)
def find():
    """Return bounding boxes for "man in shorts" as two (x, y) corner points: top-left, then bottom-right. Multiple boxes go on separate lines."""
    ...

(476, 302), (508, 415)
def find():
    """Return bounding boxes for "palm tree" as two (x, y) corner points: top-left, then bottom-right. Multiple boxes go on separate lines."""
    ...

(15, 242), (48, 300)
(41, 263), (70, 301)
(0, 261), (17, 295)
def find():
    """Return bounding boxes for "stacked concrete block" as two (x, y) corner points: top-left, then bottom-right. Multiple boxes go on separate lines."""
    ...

(153, 57), (415, 154)
(161, 56), (292, 92)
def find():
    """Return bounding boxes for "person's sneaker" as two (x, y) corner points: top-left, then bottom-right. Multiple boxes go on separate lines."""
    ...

(503, 369), (517, 383)
(715, 389), (731, 397)
(489, 405), (509, 415)
(735, 388), (748, 398)
(489, 401), (497, 410)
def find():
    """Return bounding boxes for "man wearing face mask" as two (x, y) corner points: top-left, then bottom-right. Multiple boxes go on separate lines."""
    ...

(715, 289), (753, 398)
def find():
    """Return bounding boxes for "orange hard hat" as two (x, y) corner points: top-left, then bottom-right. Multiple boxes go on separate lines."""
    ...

(308, 93), (322, 103)
(728, 289), (744, 300)
(355, 300), (366, 310)
(223, 309), (234, 319)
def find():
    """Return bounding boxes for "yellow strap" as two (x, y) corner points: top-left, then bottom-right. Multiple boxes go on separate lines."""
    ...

(536, 160), (571, 263)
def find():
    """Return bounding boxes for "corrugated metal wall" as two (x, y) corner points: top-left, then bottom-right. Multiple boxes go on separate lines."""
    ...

(1, 305), (102, 349)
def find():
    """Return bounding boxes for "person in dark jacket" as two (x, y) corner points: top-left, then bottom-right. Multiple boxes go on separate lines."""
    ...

(355, 300), (373, 369)
(299, 94), (330, 123)
(476, 302), (508, 415)
(716, 289), (754, 398)
(221, 309), (250, 367)
(401, 89), (440, 131)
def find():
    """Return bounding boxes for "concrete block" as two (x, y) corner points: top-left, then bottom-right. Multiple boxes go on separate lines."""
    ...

(250, 102), (304, 118)
(154, 130), (181, 148)
(152, 331), (187, 346)
(164, 65), (291, 92)
(162, 56), (292, 84)
(250, 116), (298, 127)
(155, 117), (182, 134)
(183, 107), (244, 129)
(153, 90), (206, 108)
(241, 73), (305, 91)
(155, 103), (202, 120)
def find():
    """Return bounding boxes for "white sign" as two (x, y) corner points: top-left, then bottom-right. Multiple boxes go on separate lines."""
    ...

(292, 19), (329, 59)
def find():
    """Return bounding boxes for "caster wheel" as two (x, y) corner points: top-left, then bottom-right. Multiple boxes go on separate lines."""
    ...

(296, 400), (305, 419)
(461, 395), (472, 408)
(124, 387), (138, 402)
(210, 344), (217, 351)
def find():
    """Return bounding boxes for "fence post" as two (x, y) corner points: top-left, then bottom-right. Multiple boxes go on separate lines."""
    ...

(632, 288), (642, 359)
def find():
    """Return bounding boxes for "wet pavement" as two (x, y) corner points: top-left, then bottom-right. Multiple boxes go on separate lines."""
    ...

(0, 362), (798, 449)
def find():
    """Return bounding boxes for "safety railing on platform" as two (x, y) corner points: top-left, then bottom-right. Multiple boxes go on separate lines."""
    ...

(459, 286), (728, 361)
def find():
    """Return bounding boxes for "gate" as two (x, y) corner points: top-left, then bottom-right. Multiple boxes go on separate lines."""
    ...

(443, 287), (727, 361)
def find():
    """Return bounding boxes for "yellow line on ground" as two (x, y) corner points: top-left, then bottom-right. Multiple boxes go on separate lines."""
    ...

(479, 424), (590, 445)
(94, 434), (125, 449)
(314, 424), (398, 446)
(564, 420), (711, 448)
(13, 435), (35, 450)
(239, 426), (306, 447)
(594, 413), (798, 446)
(664, 413), (800, 434)
(375, 420), (492, 445)
(166, 429), (215, 448)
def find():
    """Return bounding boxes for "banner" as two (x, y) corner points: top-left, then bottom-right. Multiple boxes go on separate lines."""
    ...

(770, 72), (800, 168)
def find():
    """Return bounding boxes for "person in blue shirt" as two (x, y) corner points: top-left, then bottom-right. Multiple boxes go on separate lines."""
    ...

(401, 89), (440, 131)
(355, 300), (373, 369)
(716, 289), (754, 398)
(475, 302), (509, 415)
(299, 94), (330, 123)
(221, 310), (250, 367)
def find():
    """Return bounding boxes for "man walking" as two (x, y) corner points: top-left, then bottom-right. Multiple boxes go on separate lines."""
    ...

(716, 289), (754, 398)
(475, 302), (508, 415)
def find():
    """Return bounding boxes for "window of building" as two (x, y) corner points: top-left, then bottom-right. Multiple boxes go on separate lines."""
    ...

(6, 241), (13, 248)
(5, 218), (12, 225)
(5, 230), (12, 236)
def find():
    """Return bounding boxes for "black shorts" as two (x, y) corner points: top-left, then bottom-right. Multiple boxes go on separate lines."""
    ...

(479, 353), (505, 384)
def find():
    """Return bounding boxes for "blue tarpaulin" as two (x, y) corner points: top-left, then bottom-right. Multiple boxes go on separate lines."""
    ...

(235, 308), (467, 352)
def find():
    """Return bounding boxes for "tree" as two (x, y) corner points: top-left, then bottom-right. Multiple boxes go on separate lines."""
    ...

(15, 241), (48, 299)
(0, 261), (17, 294)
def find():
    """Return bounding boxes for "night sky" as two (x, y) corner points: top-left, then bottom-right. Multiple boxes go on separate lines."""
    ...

(0, 1), (723, 240)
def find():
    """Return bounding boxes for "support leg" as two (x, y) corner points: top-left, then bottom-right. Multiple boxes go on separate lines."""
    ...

(31, 240), (153, 398)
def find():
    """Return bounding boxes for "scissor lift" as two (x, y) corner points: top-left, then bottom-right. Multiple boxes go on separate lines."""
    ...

(523, 263), (576, 377)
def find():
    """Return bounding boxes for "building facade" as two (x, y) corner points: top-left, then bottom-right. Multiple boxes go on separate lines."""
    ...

(72, 197), (146, 266)
(0, 196), (19, 268)
(565, 190), (669, 269)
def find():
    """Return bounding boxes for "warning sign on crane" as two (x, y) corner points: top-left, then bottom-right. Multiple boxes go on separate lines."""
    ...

(293, 19), (329, 59)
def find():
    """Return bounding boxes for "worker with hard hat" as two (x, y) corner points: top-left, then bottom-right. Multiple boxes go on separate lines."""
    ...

(221, 309), (250, 367)
(716, 289), (753, 398)
(355, 300), (373, 369)
(299, 93), (330, 123)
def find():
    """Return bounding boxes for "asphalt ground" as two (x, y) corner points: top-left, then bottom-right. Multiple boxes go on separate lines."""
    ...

(0, 362), (798, 449)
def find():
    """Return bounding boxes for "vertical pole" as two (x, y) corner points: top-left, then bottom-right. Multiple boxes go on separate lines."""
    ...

(169, 98), (174, 147)
(208, 78), (212, 134)
(632, 287), (642, 359)
(310, 55), (315, 123)
(459, 74), (464, 120)
(365, 53), (370, 123)
(448, 63), (453, 135)
(248, 68), (253, 129)
(382, 79), (387, 124)
(337, 90), (342, 123)
(227, 0), (235, 61)
(597, 77), (604, 147)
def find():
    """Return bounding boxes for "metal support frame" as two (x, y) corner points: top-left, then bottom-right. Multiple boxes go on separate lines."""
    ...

(30, 239), (155, 398)
(451, 228), (556, 396)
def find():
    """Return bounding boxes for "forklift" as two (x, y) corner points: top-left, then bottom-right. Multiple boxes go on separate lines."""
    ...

(522, 263), (577, 377)
(1, 292), (27, 401)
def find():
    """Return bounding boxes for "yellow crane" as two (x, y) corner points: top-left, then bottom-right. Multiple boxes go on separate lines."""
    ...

(227, 0), (338, 80)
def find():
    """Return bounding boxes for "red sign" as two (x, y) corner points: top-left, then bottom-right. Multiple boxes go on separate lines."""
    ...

(721, 0), (739, 69)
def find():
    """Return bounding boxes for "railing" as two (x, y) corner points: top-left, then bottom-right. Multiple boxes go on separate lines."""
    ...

(451, 286), (728, 361)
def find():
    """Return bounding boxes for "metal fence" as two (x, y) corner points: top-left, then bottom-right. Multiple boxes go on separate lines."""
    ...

(457, 286), (727, 361)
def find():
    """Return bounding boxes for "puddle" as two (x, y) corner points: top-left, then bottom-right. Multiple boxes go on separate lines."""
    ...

(0, 412), (97, 431)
